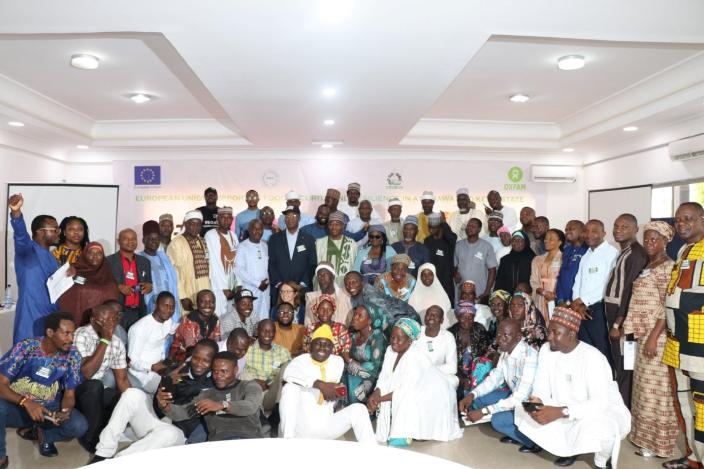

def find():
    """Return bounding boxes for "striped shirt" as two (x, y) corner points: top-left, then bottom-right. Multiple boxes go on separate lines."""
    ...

(604, 241), (647, 320)
(470, 339), (538, 414)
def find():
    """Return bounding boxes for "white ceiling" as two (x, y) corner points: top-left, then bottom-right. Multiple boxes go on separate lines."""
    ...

(0, 0), (702, 163)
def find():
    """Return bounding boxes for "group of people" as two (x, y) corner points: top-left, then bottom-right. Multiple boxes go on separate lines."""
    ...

(2, 182), (702, 469)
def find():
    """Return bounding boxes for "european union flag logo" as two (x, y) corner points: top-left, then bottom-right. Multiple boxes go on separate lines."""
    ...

(134, 166), (161, 186)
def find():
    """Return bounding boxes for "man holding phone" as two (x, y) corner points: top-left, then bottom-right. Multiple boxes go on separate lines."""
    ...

(279, 324), (375, 442)
(0, 312), (88, 463)
(458, 319), (539, 453)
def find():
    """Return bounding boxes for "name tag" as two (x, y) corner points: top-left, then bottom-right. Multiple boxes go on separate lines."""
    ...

(436, 249), (444, 257)
(474, 252), (484, 260)
(409, 262), (416, 270)
(296, 245), (306, 253)
(35, 366), (52, 379)
(73, 276), (86, 285)
(588, 266), (598, 274)
(204, 252), (209, 261)
(427, 341), (434, 352)
(272, 361), (281, 369)
(398, 288), (409, 296)
(125, 271), (135, 280)
(363, 259), (373, 265)
(639, 269), (651, 278)
(682, 260), (691, 270)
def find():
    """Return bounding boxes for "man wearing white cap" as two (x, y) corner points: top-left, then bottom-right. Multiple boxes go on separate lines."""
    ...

(277, 190), (315, 229)
(167, 210), (211, 312)
(304, 262), (353, 326)
(449, 188), (487, 240)
(416, 190), (443, 242)
(204, 206), (239, 317)
(338, 183), (381, 221)
(383, 198), (404, 244)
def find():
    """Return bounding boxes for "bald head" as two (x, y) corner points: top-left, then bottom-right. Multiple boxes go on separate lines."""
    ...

(500, 318), (521, 336)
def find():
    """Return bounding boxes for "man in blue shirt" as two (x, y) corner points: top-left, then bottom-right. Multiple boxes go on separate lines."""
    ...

(0, 311), (87, 462)
(555, 220), (587, 304)
(300, 204), (330, 240)
(391, 216), (430, 278)
(8, 193), (60, 344)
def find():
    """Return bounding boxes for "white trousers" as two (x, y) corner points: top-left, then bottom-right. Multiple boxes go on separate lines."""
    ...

(279, 383), (376, 444)
(95, 388), (185, 458)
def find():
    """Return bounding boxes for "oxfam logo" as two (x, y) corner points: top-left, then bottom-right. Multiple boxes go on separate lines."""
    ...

(508, 167), (523, 183)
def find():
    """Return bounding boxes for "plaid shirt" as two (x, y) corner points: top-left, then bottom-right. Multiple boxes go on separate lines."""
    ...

(220, 311), (257, 338)
(244, 342), (291, 382)
(470, 339), (538, 414)
(74, 324), (128, 380)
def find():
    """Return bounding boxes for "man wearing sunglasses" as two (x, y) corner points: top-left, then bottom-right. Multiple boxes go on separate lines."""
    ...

(7, 193), (61, 343)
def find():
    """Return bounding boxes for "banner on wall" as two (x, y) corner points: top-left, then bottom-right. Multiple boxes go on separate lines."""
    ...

(114, 159), (545, 233)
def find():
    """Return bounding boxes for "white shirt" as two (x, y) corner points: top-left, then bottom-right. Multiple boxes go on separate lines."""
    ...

(234, 239), (270, 321)
(286, 229), (299, 260)
(338, 202), (382, 221)
(497, 206), (519, 232)
(127, 314), (176, 387)
(347, 216), (383, 247)
(413, 327), (457, 377)
(572, 241), (619, 306)
(448, 209), (487, 239)
(481, 234), (504, 255)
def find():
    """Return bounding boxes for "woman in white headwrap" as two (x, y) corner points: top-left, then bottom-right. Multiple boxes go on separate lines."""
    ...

(408, 263), (452, 328)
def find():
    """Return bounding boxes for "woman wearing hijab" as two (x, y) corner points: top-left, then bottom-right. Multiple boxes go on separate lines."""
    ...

(59, 242), (119, 326)
(346, 305), (387, 404)
(408, 263), (452, 328)
(367, 318), (463, 446)
(449, 301), (493, 398)
(374, 253), (416, 302)
(487, 290), (511, 342)
(623, 221), (678, 458)
(509, 292), (547, 349)
(303, 294), (351, 359)
(494, 230), (535, 294)
(352, 225), (397, 286)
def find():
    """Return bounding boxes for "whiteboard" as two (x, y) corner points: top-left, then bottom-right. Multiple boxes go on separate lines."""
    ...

(588, 185), (652, 245)
(4, 184), (119, 299)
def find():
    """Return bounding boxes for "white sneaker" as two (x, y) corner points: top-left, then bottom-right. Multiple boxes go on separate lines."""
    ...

(461, 413), (491, 426)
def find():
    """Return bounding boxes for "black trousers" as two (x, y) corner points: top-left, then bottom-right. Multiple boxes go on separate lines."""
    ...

(121, 307), (141, 331)
(578, 301), (613, 366)
(75, 379), (120, 452)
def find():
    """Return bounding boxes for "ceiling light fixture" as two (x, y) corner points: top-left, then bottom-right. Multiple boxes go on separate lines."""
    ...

(562, 148), (575, 153)
(557, 55), (585, 71)
(509, 93), (530, 103)
(314, 139), (343, 148)
(323, 119), (335, 126)
(76, 144), (89, 149)
(623, 126), (639, 132)
(8, 121), (24, 127)
(322, 87), (337, 98)
(129, 93), (152, 104)
(70, 54), (100, 70)
(321, 143), (334, 149)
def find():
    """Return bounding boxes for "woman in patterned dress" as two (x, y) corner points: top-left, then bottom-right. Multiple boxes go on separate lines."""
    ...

(623, 221), (678, 458)
(346, 304), (387, 404)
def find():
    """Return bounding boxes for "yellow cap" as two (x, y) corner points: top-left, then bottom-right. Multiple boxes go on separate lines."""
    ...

(311, 324), (334, 342)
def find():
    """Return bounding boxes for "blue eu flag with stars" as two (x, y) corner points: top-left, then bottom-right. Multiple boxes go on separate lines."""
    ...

(134, 166), (161, 185)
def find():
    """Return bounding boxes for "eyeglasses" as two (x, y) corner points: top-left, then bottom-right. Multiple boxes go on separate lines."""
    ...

(368, 234), (383, 240)
(280, 289), (295, 294)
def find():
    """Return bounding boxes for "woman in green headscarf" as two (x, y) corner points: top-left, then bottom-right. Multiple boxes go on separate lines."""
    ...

(367, 318), (463, 446)
(346, 304), (388, 404)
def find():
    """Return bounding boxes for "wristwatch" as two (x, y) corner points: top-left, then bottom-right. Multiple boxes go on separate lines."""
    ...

(481, 407), (490, 416)
(561, 407), (569, 417)
(221, 400), (229, 411)
(611, 323), (620, 330)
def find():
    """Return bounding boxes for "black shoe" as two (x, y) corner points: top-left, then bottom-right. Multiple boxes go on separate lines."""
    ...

(500, 436), (520, 445)
(0, 456), (8, 469)
(38, 442), (58, 457)
(519, 444), (542, 454)
(554, 456), (577, 467)
(88, 455), (107, 465)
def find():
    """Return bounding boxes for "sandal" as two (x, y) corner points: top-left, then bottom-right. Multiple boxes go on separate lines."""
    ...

(636, 448), (659, 458)
(16, 427), (37, 441)
(662, 457), (694, 469)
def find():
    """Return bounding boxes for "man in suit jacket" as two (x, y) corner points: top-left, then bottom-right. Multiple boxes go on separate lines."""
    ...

(268, 206), (317, 323)
(106, 228), (153, 330)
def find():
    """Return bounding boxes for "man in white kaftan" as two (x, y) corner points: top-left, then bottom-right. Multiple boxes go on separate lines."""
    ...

(234, 218), (270, 322)
(204, 207), (238, 318)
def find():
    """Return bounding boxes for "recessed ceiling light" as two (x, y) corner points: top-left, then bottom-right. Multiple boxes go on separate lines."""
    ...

(623, 126), (639, 132)
(322, 87), (337, 98)
(557, 55), (585, 71)
(562, 148), (575, 153)
(323, 119), (335, 126)
(318, 0), (352, 22)
(70, 54), (100, 70)
(76, 144), (89, 149)
(129, 93), (152, 104)
(314, 140), (343, 148)
(8, 121), (24, 127)
(509, 93), (530, 103)
(321, 143), (334, 149)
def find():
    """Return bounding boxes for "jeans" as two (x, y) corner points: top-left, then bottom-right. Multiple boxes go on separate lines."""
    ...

(473, 388), (535, 448)
(186, 423), (208, 444)
(0, 398), (88, 458)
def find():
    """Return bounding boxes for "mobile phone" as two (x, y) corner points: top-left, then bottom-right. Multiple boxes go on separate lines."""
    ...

(522, 401), (542, 413)
(160, 376), (177, 396)
(334, 384), (348, 398)
(186, 404), (199, 419)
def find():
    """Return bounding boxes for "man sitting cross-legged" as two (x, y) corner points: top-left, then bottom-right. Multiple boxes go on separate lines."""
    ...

(279, 324), (375, 443)
(243, 319), (291, 414)
(161, 351), (268, 440)
(459, 318), (539, 454)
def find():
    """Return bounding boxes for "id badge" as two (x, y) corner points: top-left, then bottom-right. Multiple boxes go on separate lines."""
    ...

(427, 341), (434, 352)
(436, 249), (444, 257)
(296, 245), (306, 253)
(35, 366), (52, 379)
(125, 271), (135, 281)
(73, 276), (86, 285)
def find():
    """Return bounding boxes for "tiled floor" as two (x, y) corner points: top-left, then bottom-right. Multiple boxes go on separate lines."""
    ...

(4, 421), (677, 468)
